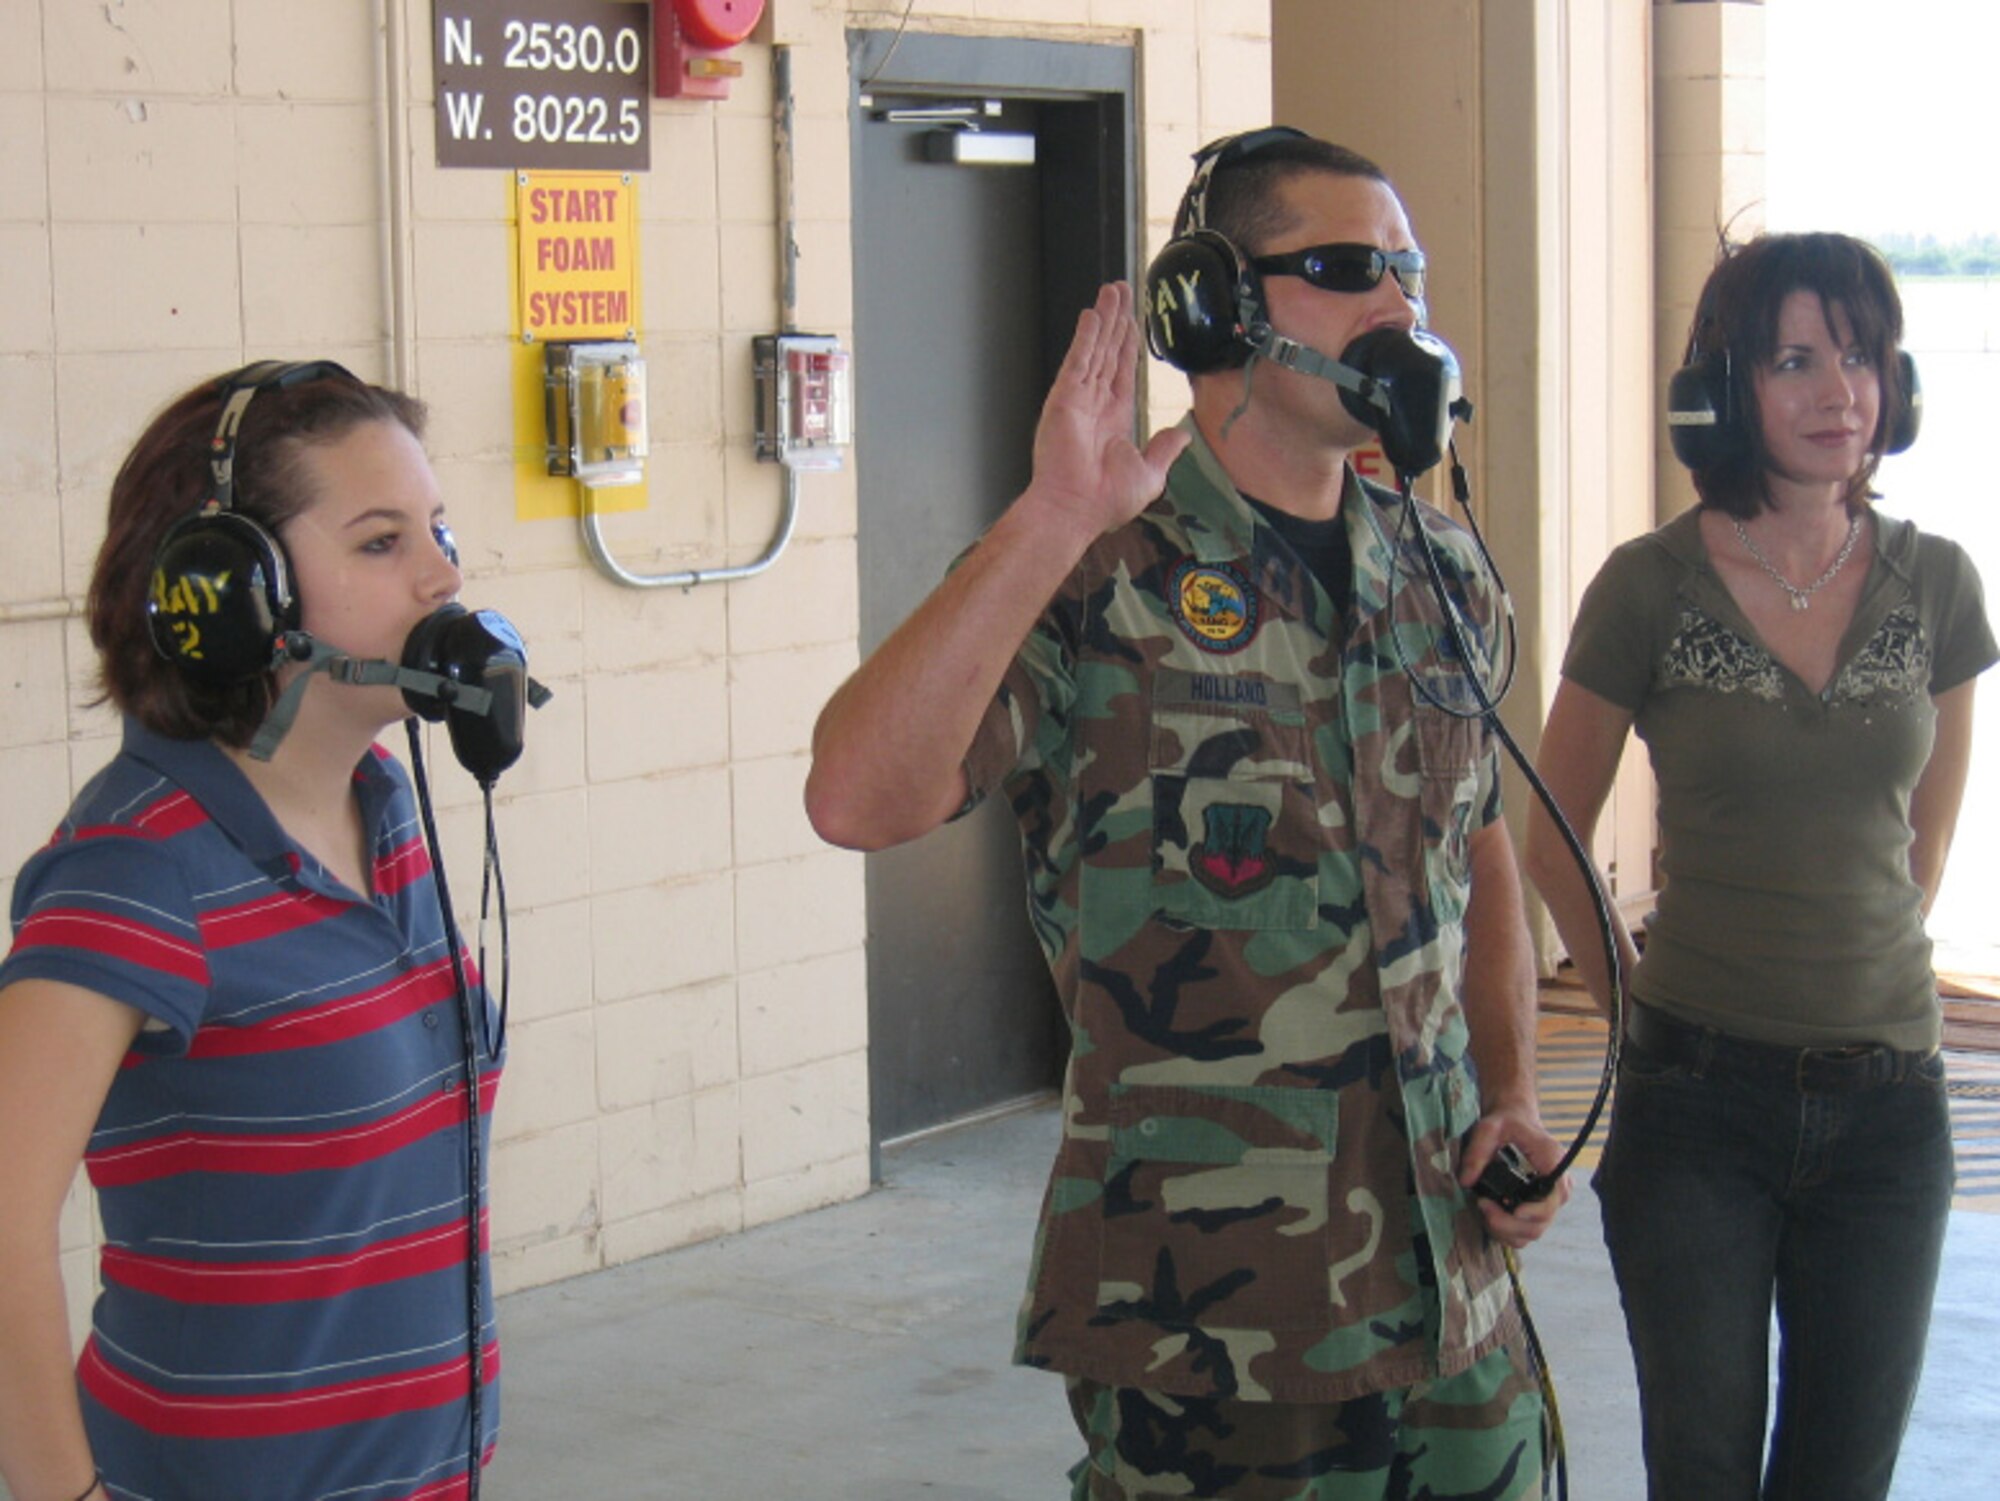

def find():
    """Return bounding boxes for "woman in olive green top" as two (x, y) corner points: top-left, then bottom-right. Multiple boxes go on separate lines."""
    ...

(1526, 232), (1996, 1501)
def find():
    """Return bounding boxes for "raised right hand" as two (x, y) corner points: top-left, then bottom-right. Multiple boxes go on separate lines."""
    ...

(1023, 282), (1191, 543)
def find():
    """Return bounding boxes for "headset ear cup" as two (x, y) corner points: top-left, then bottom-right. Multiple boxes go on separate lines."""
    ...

(1144, 229), (1260, 374)
(1666, 348), (1743, 472)
(147, 511), (299, 685)
(1885, 349), (1921, 454)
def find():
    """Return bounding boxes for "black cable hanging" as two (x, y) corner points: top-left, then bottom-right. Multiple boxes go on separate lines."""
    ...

(1372, 446), (1627, 1191)
(404, 720), (514, 1501)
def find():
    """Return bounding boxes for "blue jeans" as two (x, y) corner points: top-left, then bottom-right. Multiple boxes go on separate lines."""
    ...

(1594, 1013), (1954, 1501)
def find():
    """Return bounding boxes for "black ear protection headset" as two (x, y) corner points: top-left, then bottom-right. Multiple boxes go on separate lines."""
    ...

(1143, 126), (1310, 376)
(147, 360), (361, 685)
(1667, 328), (1921, 470)
(145, 360), (549, 781)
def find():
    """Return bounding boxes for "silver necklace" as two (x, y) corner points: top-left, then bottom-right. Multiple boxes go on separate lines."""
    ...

(1731, 513), (1862, 612)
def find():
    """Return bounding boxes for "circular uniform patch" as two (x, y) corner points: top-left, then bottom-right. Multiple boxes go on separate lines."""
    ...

(1169, 559), (1260, 653)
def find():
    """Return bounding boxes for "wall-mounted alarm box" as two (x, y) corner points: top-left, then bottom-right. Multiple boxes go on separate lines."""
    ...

(656, 0), (765, 101)
(544, 341), (648, 487)
(754, 333), (851, 471)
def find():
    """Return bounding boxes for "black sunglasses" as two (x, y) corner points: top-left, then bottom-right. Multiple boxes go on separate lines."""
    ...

(1249, 243), (1426, 301)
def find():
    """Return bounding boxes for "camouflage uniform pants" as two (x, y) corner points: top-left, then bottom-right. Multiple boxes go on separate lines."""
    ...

(1064, 1343), (1546, 1501)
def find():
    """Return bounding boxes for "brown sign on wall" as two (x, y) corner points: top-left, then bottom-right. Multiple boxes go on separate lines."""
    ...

(435, 0), (651, 171)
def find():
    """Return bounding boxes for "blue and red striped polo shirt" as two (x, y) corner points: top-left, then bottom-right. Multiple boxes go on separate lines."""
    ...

(1, 721), (502, 1500)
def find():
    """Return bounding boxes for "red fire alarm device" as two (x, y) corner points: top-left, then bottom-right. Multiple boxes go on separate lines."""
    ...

(656, 0), (764, 100)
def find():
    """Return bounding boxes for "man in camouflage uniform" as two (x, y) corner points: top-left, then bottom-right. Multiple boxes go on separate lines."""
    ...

(808, 132), (1565, 1500)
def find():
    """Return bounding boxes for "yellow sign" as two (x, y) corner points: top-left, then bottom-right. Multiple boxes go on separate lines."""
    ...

(510, 170), (644, 519)
(514, 170), (637, 341)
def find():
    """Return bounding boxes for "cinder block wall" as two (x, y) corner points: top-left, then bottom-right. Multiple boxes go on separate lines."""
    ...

(0, 0), (1271, 1342)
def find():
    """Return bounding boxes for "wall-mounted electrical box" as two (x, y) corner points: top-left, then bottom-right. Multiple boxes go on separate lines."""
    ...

(754, 334), (852, 471)
(544, 341), (648, 488)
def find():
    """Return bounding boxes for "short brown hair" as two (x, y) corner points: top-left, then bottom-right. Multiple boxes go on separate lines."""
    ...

(1682, 232), (1906, 519)
(87, 369), (428, 746)
(1203, 134), (1394, 258)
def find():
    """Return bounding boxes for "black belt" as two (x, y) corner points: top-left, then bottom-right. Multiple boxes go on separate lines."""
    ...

(1624, 1003), (1936, 1094)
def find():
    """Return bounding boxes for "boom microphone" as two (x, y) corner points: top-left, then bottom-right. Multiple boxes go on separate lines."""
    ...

(400, 605), (552, 787)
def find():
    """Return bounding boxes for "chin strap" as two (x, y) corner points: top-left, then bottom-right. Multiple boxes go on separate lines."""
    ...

(248, 634), (495, 762)
(1252, 325), (1393, 414)
(326, 655), (495, 716)
(1219, 325), (1398, 444)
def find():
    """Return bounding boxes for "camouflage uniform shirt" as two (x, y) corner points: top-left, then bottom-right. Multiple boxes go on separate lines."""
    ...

(963, 421), (1522, 1403)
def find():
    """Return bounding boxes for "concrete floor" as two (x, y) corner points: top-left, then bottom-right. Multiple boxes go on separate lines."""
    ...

(483, 1099), (2000, 1501)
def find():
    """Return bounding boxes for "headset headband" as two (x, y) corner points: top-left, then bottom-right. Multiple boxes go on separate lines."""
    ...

(208, 360), (356, 511)
(148, 359), (360, 685)
(1175, 126), (1312, 237)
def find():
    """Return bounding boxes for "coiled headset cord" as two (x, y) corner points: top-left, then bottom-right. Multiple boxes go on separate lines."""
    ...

(1360, 443), (1629, 1501)
(406, 720), (514, 1501)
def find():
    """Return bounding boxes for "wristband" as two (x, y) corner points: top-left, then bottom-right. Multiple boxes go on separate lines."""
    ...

(69, 1470), (105, 1501)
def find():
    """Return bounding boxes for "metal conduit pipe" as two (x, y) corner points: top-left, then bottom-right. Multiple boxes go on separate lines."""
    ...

(374, 0), (418, 390)
(580, 470), (800, 588)
(578, 43), (804, 589)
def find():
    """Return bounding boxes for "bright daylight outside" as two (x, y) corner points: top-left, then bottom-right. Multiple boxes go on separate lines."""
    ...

(1765, 0), (2000, 985)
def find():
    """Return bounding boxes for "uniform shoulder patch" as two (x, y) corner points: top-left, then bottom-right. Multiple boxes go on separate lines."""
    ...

(1168, 559), (1260, 654)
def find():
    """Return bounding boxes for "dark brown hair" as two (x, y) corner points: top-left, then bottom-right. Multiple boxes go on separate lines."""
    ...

(1683, 231), (1906, 518)
(87, 370), (428, 746)
(1204, 135), (1393, 257)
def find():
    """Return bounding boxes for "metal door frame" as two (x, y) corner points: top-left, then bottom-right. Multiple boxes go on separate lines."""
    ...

(847, 30), (1136, 1165)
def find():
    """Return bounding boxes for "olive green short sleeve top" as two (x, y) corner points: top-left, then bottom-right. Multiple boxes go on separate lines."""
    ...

(1563, 508), (1997, 1050)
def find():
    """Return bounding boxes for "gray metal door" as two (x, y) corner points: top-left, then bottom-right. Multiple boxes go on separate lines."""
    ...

(849, 34), (1132, 1149)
